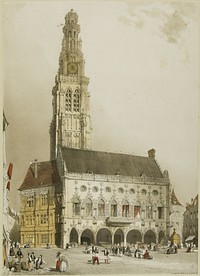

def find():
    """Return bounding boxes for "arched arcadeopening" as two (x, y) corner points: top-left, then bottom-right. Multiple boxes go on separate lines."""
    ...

(69, 227), (78, 244)
(126, 229), (142, 244)
(144, 230), (156, 245)
(158, 230), (165, 245)
(114, 229), (124, 245)
(81, 228), (94, 245)
(96, 228), (112, 246)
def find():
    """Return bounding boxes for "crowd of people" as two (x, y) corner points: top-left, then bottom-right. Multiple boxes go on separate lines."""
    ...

(8, 240), (71, 273)
(8, 246), (45, 272)
(111, 244), (132, 256)
(109, 243), (153, 259)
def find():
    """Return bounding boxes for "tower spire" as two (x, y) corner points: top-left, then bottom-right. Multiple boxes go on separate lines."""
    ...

(50, 9), (92, 160)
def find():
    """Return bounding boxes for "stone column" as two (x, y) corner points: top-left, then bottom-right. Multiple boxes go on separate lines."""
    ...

(123, 232), (127, 246)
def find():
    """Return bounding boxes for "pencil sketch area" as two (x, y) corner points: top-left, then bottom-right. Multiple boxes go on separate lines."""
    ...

(2, 1), (198, 275)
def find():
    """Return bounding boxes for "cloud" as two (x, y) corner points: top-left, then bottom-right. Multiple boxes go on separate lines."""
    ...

(118, 15), (133, 26)
(119, 1), (193, 45)
(161, 11), (188, 43)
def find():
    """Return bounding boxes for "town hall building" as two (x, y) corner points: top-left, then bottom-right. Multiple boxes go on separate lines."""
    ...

(19, 9), (173, 248)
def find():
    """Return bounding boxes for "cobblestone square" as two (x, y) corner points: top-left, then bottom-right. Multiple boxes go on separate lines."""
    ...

(3, 246), (198, 275)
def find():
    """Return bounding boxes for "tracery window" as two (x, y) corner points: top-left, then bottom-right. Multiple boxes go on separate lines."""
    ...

(73, 89), (80, 112)
(134, 206), (141, 218)
(41, 234), (49, 244)
(40, 214), (48, 224)
(122, 200), (129, 217)
(98, 199), (105, 216)
(158, 207), (164, 219)
(65, 89), (72, 111)
(85, 198), (93, 217)
(27, 196), (34, 207)
(111, 200), (117, 217)
(146, 206), (153, 219)
(73, 198), (80, 216)
(41, 194), (48, 206)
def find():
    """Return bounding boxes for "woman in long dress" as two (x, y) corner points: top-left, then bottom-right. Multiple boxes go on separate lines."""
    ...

(56, 251), (69, 272)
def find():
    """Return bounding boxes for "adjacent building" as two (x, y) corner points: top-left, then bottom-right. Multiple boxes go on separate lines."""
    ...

(18, 160), (62, 247)
(19, 9), (172, 248)
(169, 188), (185, 245)
(183, 195), (198, 247)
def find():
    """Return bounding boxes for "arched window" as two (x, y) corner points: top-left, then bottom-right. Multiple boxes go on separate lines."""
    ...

(65, 89), (72, 111)
(105, 187), (111, 192)
(146, 205), (153, 219)
(85, 198), (93, 217)
(98, 199), (105, 216)
(141, 189), (147, 195)
(41, 194), (48, 206)
(152, 190), (158, 196)
(73, 89), (80, 112)
(122, 200), (129, 217)
(130, 188), (135, 194)
(111, 200), (117, 217)
(72, 197), (80, 216)
(134, 203), (141, 218)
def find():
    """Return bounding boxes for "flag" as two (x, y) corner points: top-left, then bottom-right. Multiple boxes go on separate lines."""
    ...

(7, 163), (13, 179)
(6, 181), (10, 191)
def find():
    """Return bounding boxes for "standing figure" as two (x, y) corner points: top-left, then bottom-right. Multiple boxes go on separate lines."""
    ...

(30, 252), (36, 265)
(92, 251), (99, 265)
(56, 251), (70, 272)
(27, 253), (33, 271)
(56, 252), (61, 271)
(16, 248), (23, 263)
(103, 248), (109, 263)
(10, 246), (15, 257)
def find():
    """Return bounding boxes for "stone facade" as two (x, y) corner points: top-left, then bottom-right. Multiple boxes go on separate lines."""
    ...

(56, 147), (171, 248)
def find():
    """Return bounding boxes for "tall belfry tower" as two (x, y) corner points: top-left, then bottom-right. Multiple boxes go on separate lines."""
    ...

(50, 9), (92, 160)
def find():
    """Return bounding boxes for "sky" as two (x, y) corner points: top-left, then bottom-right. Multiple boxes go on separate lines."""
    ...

(2, 0), (199, 211)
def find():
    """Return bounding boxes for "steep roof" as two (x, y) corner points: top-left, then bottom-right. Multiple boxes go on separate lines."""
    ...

(186, 194), (198, 209)
(18, 160), (61, 191)
(61, 147), (164, 178)
(171, 189), (182, 206)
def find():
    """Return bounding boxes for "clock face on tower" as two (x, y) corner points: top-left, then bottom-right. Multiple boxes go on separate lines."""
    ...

(68, 62), (78, 74)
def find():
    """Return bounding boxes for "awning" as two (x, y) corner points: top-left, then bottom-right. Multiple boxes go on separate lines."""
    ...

(185, 236), (195, 242)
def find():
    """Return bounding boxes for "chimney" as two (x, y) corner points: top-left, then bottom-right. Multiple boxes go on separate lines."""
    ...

(34, 159), (38, 178)
(148, 148), (155, 159)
